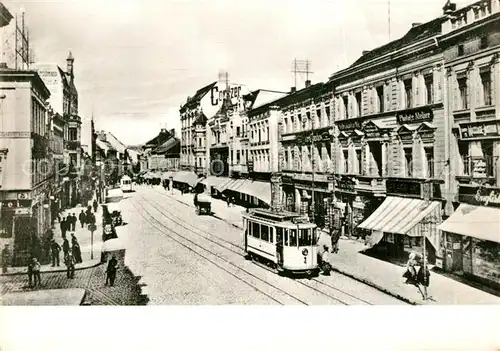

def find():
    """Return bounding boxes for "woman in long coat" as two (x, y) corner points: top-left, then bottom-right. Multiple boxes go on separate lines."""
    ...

(71, 234), (83, 264)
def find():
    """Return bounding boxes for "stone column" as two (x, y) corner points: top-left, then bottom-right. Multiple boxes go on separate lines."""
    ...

(270, 173), (283, 212)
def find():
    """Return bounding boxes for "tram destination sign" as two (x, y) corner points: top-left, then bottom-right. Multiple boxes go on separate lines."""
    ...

(396, 106), (433, 124)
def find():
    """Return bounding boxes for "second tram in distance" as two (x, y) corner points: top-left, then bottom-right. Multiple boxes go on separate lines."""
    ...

(242, 208), (318, 276)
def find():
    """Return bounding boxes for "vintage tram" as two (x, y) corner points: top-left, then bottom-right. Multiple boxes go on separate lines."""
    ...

(242, 208), (318, 276)
(120, 175), (133, 192)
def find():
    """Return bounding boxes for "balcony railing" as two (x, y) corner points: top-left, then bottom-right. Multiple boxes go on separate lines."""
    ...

(461, 155), (497, 179)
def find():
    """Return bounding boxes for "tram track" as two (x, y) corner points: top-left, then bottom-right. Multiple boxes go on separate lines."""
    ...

(143, 188), (383, 304)
(133, 189), (380, 305)
(131, 196), (310, 305)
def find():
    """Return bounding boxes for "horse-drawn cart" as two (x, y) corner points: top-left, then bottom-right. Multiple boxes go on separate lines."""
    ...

(194, 193), (211, 215)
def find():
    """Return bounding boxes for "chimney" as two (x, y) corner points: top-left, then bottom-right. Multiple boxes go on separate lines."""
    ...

(412, 23), (422, 28)
(443, 0), (456, 14)
(362, 50), (370, 55)
(290, 87), (296, 94)
(160, 128), (167, 133)
(305, 80), (311, 88)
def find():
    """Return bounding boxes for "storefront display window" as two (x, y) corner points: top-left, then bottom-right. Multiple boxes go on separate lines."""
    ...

(472, 239), (500, 285)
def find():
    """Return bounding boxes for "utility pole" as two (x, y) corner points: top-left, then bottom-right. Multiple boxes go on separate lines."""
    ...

(291, 59), (313, 89)
(311, 101), (315, 225)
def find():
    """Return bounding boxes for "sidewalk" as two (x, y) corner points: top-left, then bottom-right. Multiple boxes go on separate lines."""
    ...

(161, 187), (500, 305)
(1, 200), (104, 276)
(1, 288), (86, 306)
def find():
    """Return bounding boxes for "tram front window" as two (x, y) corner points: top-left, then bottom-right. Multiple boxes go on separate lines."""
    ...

(289, 229), (297, 247)
(298, 229), (312, 246)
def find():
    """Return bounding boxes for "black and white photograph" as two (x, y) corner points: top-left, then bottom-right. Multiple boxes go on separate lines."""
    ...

(0, 0), (500, 349)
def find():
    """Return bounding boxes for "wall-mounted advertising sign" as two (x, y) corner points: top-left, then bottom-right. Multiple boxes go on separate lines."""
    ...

(459, 185), (500, 207)
(210, 86), (242, 106)
(459, 121), (499, 140)
(396, 106), (434, 124)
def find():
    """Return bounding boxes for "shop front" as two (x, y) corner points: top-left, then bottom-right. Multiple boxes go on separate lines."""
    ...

(281, 175), (295, 212)
(438, 185), (500, 289)
(357, 178), (444, 264)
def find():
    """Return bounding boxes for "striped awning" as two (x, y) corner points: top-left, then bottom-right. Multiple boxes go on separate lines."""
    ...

(438, 204), (500, 244)
(173, 171), (199, 187)
(225, 179), (247, 192)
(357, 196), (442, 245)
(214, 178), (238, 192)
(235, 180), (271, 205)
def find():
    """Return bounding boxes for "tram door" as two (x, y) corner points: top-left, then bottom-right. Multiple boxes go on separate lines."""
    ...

(276, 227), (284, 267)
(243, 218), (248, 252)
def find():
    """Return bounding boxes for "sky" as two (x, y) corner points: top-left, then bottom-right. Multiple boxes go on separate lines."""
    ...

(2, 0), (471, 146)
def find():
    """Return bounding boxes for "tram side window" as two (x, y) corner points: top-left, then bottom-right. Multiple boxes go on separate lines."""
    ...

(252, 222), (260, 239)
(284, 229), (289, 246)
(269, 227), (274, 243)
(261, 225), (269, 241)
(276, 228), (283, 244)
(298, 229), (312, 246)
(289, 229), (297, 247)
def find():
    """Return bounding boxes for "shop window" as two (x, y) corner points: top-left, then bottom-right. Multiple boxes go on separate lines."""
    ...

(425, 75), (434, 105)
(252, 222), (260, 238)
(0, 211), (13, 238)
(355, 92), (362, 117)
(376, 86), (384, 113)
(425, 147), (434, 178)
(458, 77), (469, 110)
(480, 71), (492, 106)
(404, 79), (413, 108)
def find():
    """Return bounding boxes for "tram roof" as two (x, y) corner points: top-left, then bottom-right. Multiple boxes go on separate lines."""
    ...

(243, 208), (315, 227)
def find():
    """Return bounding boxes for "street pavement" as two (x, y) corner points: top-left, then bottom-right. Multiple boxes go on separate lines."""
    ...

(1, 200), (103, 276)
(153, 184), (500, 305)
(133, 185), (406, 305)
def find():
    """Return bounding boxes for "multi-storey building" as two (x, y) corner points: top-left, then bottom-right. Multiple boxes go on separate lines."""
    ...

(437, 0), (500, 288)
(278, 82), (334, 225)
(329, 6), (448, 263)
(0, 66), (53, 266)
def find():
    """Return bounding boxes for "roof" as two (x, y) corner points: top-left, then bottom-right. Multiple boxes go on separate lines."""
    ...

(334, 17), (443, 76)
(106, 132), (127, 154)
(0, 68), (51, 99)
(96, 138), (114, 152)
(152, 137), (180, 155)
(0, 2), (13, 27)
(193, 112), (208, 126)
(180, 81), (217, 113)
(143, 129), (174, 148)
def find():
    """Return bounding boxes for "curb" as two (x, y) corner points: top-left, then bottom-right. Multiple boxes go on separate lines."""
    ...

(0, 260), (103, 277)
(330, 266), (421, 305)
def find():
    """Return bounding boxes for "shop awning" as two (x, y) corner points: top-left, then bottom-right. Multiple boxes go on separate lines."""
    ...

(438, 204), (500, 244)
(214, 178), (238, 192)
(358, 196), (441, 241)
(161, 171), (176, 180)
(173, 171), (199, 187)
(201, 176), (230, 188)
(225, 179), (247, 192)
(235, 180), (271, 205)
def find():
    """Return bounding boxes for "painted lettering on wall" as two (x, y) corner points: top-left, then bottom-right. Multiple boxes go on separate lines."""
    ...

(475, 189), (500, 206)
(396, 107), (434, 124)
(211, 86), (242, 106)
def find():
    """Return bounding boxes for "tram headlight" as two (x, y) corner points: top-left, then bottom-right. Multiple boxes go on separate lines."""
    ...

(302, 248), (308, 256)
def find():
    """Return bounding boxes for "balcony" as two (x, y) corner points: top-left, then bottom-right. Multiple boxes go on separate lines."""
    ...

(64, 140), (81, 151)
(457, 155), (497, 182)
(356, 175), (386, 195)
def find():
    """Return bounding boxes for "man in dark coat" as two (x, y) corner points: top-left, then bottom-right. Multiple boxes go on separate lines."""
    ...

(79, 210), (86, 228)
(60, 217), (68, 238)
(50, 239), (61, 267)
(93, 199), (98, 213)
(62, 238), (70, 259)
(105, 255), (118, 286)
(71, 213), (77, 231)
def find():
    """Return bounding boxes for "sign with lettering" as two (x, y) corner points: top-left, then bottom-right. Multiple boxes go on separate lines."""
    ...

(281, 175), (293, 184)
(459, 185), (500, 208)
(386, 178), (422, 197)
(337, 177), (357, 194)
(362, 122), (382, 139)
(396, 106), (434, 124)
(247, 160), (254, 173)
(337, 119), (361, 131)
(296, 131), (330, 145)
(459, 121), (499, 139)
(211, 86), (242, 106)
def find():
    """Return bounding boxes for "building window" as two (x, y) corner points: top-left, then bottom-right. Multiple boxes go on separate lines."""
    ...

(236, 150), (240, 164)
(481, 140), (494, 177)
(480, 71), (492, 106)
(458, 77), (469, 109)
(425, 147), (434, 178)
(266, 126), (269, 141)
(236, 126), (240, 137)
(325, 106), (330, 122)
(355, 149), (362, 175)
(316, 109), (321, 127)
(480, 36), (488, 49)
(343, 150), (348, 174)
(404, 79), (412, 108)
(342, 96), (349, 119)
(425, 75), (434, 105)
(458, 44), (464, 56)
(404, 149), (413, 177)
(376, 86), (384, 113)
(355, 92), (362, 117)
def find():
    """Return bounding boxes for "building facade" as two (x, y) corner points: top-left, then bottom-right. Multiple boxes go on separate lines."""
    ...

(438, 0), (500, 288)
(0, 66), (53, 266)
(329, 9), (448, 263)
(278, 82), (334, 226)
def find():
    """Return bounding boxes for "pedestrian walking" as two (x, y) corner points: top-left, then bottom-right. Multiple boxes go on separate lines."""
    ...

(65, 252), (76, 279)
(1, 244), (11, 274)
(50, 239), (61, 267)
(105, 255), (118, 286)
(79, 210), (86, 228)
(403, 252), (429, 300)
(71, 213), (77, 231)
(27, 259), (33, 287)
(60, 217), (68, 238)
(93, 199), (98, 213)
(62, 238), (70, 259)
(71, 234), (83, 264)
(32, 258), (41, 287)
